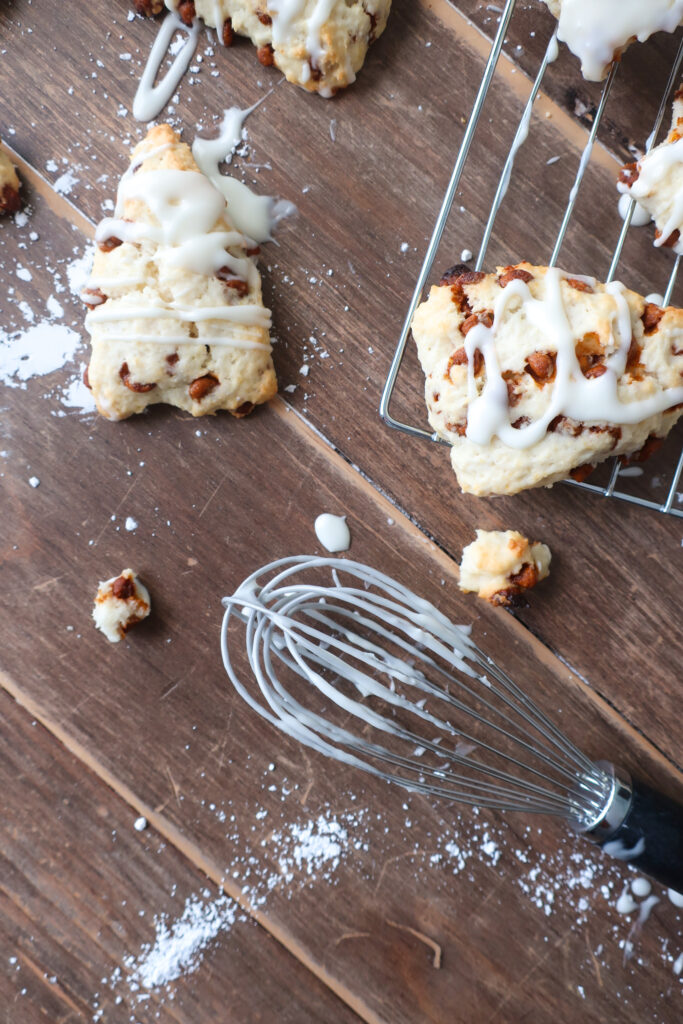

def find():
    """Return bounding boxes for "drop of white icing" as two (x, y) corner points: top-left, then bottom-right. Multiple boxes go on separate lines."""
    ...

(630, 877), (651, 898)
(668, 888), (683, 907)
(314, 514), (351, 552)
(645, 293), (665, 307)
(617, 191), (651, 227)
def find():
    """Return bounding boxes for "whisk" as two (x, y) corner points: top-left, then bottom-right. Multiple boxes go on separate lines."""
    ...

(221, 555), (683, 889)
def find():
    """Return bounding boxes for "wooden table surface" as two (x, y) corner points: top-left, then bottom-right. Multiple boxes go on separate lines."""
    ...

(1, 1), (681, 1021)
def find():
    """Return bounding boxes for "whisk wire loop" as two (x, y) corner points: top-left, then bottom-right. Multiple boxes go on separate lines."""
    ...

(222, 557), (613, 824)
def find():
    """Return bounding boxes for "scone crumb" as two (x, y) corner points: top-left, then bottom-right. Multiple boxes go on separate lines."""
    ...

(459, 530), (551, 607)
(93, 568), (151, 642)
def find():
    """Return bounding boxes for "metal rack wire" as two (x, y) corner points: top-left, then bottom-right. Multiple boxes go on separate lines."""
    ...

(380, 0), (683, 519)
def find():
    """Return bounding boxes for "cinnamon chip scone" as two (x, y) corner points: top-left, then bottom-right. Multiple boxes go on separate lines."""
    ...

(459, 530), (551, 607)
(82, 124), (277, 421)
(541, 0), (683, 81)
(0, 149), (21, 216)
(412, 263), (683, 497)
(618, 86), (683, 255)
(93, 569), (151, 642)
(163, 0), (392, 96)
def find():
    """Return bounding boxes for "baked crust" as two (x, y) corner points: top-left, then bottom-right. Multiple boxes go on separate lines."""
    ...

(0, 149), (21, 216)
(83, 124), (277, 421)
(618, 87), (683, 255)
(411, 263), (683, 497)
(162, 0), (392, 96)
(459, 530), (551, 607)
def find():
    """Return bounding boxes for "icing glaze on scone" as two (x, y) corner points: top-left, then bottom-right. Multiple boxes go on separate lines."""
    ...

(0, 149), (21, 216)
(83, 124), (277, 420)
(412, 263), (683, 496)
(163, 0), (392, 96)
(618, 87), (683, 255)
(542, 0), (683, 81)
(93, 569), (151, 643)
(459, 530), (551, 607)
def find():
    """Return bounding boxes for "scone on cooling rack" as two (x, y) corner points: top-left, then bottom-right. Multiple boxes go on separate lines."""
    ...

(459, 530), (551, 607)
(162, 0), (392, 96)
(0, 149), (21, 216)
(82, 123), (277, 421)
(618, 86), (683, 255)
(411, 263), (683, 497)
(541, 1), (683, 81)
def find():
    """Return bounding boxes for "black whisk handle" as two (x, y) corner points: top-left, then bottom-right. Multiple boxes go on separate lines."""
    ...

(596, 777), (683, 892)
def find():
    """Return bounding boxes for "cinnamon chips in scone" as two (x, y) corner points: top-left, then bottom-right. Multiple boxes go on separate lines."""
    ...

(155, 1), (392, 96)
(82, 124), (277, 421)
(411, 263), (683, 497)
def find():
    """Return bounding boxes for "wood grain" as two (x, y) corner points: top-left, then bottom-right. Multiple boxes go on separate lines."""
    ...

(0, 0), (682, 1021)
(0, 688), (362, 1023)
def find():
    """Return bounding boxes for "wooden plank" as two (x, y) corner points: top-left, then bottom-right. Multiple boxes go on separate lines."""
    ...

(0, 2), (681, 1022)
(1, 0), (680, 770)
(0, 688), (363, 1024)
(0, 176), (681, 1022)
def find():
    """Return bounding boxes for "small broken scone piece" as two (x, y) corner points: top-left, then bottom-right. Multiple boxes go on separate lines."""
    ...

(163, 0), (392, 96)
(411, 263), (683, 496)
(82, 124), (277, 420)
(541, 1), (683, 81)
(93, 569), (151, 643)
(459, 530), (551, 607)
(0, 149), (21, 216)
(618, 86), (683, 254)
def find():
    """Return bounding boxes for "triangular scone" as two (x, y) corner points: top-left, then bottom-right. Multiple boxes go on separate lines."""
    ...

(542, 0), (683, 81)
(164, 0), (392, 97)
(82, 124), (277, 421)
(619, 86), (683, 255)
(411, 263), (683, 497)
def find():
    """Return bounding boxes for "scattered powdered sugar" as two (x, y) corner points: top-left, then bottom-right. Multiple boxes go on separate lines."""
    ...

(0, 322), (82, 387)
(66, 247), (94, 298)
(125, 517), (139, 532)
(273, 814), (350, 877)
(121, 890), (237, 993)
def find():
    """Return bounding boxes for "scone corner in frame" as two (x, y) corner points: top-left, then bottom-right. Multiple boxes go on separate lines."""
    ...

(411, 262), (683, 497)
(82, 123), (277, 421)
(160, 0), (392, 96)
(618, 85), (683, 255)
(542, 0), (683, 81)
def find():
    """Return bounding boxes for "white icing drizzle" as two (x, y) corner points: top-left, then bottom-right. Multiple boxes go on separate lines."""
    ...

(620, 137), (683, 252)
(462, 268), (683, 450)
(97, 169), (255, 281)
(87, 304), (270, 326)
(133, 12), (200, 122)
(192, 106), (297, 243)
(314, 514), (351, 552)
(553, 0), (683, 81)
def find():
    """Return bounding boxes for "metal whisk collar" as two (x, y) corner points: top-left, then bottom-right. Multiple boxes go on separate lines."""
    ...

(221, 556), (611, 825)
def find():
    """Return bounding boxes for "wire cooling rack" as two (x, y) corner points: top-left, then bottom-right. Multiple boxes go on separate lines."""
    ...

(380, 0), (683, 519)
